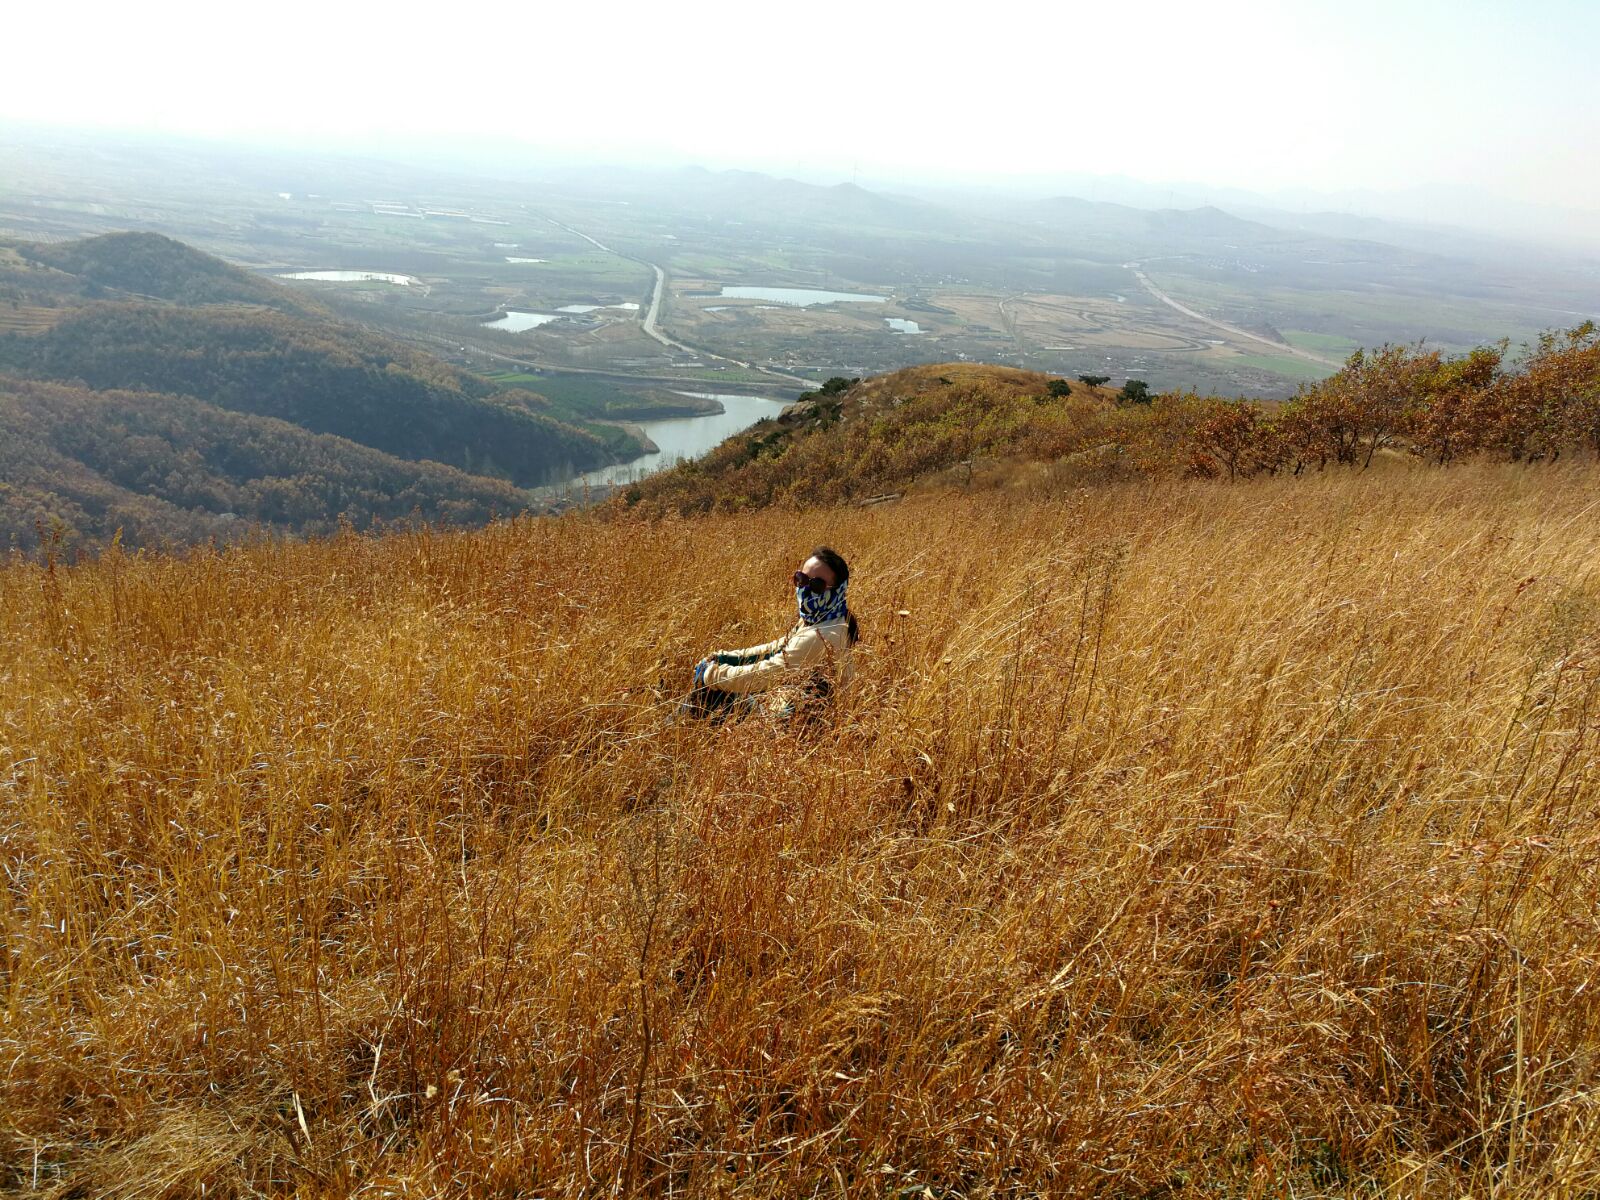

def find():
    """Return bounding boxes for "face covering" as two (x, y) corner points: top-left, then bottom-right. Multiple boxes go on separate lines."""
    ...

(797, 578), (849, 626)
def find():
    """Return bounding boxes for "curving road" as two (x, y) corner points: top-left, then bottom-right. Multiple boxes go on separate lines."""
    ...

(1124, 262), (1340, 368)
(407, 328), (795, 395)
(544, 216), (815, 386)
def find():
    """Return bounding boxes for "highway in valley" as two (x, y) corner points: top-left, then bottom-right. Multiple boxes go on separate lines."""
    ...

(1125, 263), (1341, 368)
(544, 216), (816, 387)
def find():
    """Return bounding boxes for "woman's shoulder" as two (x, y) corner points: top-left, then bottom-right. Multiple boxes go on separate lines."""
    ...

(792, 617), (851, 651)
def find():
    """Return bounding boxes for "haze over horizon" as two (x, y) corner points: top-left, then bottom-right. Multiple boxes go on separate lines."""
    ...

(6, 0), (1598, 248)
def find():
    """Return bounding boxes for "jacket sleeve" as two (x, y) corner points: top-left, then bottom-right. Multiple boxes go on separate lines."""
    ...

(700, 627), (827, 694)
(711, 635), (788, 667)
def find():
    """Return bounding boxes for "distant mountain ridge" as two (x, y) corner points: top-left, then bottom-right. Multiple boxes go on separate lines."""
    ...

(626, 164), (1446, 265)
(1023, 194), (1438, 265)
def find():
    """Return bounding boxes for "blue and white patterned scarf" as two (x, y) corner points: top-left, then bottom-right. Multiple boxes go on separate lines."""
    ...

(797, 578), (849, 626)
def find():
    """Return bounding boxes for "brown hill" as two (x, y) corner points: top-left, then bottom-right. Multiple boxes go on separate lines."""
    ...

(620, 325), (1600, 517)
(618, 363), (1125, 515)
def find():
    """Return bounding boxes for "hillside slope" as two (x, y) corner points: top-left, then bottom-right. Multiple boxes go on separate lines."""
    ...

(0, 233), (644, 545)
(620, 364), (1125, 514)
(623, 326), (1600, 516)
(0, 302), (618, 486)
(4, 467), (1598, 1195)
(0, 375), (530, 547)
(17, 231), (325, 314)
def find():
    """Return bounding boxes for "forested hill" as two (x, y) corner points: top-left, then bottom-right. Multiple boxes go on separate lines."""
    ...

(14, 232), (325, 314)
(0, 233), (641, 549)
(0, 376), (529, 548)
(0, 303), (621, 485)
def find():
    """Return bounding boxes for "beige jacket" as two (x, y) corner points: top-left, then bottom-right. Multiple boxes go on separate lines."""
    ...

(700, 616), (855, 695)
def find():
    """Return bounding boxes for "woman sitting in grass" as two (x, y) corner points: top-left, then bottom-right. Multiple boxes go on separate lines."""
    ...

(689, 546), (860, 720)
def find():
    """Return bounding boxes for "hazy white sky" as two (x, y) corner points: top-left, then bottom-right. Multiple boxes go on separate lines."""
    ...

(6, 0), (1597, 214)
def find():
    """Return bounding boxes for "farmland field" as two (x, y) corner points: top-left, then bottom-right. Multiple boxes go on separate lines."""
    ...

(5, 130), (1595, 402)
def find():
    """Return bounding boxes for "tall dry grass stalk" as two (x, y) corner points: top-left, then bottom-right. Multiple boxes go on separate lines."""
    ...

(3, 464), (1599, 1197)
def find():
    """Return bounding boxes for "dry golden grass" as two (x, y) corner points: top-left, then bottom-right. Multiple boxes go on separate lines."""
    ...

(3, 464), (1600, 1197)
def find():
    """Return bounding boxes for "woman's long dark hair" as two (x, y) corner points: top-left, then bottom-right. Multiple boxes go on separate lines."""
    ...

(810, 545), (860, 645)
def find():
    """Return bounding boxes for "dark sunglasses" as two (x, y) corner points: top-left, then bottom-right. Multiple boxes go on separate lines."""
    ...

(792, 570), (831, 594)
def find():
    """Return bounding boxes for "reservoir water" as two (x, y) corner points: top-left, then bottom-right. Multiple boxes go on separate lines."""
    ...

(560, 392), (790, 490)
(718, 286), (887, 307)
(483, 310), (561, 331)
(278, 270), (419, 286)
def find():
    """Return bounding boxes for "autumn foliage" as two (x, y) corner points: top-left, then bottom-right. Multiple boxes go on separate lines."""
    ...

(622, 325), (1600, 517)
(1155, 323), (1600, 480)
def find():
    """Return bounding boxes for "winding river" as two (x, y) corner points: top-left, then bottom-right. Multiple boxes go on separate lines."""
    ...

(557, 392), (790, 491)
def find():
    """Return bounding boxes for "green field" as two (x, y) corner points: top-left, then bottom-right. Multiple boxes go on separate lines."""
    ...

(485, 371), (645, 415)
(484, 370), (740, 420)
(1153, 273), (1548, 352)
(1230, 352), (1338, 382)
(674, 365), (817, 387)
(1281, 329), (1362, 356)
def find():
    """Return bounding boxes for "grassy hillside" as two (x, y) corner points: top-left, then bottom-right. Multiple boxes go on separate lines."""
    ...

(621, 364), (1126, 514)
(624, 333), (1600, 515)
(4, 465), (1598, 1195)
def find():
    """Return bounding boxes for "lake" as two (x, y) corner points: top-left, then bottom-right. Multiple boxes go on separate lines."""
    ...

(505, 257), (549, 263)
(560, 392), (791, 490)
(557, 302), (642, 313)
(718, 286), (888, 307)
(483, 310), (560, 331)
(277, 270), (419, 286)
(885, 318), (922, 334)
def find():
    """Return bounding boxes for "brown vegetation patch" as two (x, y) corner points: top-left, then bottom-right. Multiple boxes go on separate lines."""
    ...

(4, 468), (1600, 1194)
